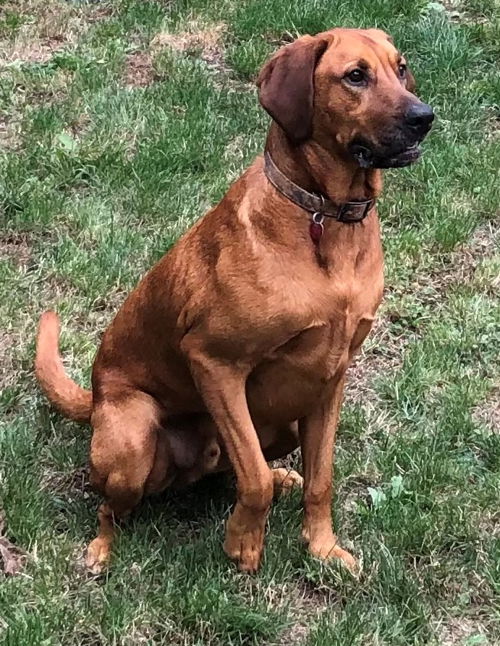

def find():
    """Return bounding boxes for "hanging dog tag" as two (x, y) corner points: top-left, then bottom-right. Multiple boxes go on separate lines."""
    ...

(309, 212), (324, 245)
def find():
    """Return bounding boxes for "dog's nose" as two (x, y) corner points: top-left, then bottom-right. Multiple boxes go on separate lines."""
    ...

(405, 102), (434, 133)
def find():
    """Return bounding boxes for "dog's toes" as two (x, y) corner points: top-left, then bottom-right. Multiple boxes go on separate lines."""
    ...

(272, 467), (303, 496)
(85, 537), (111, 575)
(224, 532), (263, 573)
(236, 543), (262, 574)
(223, 513), (265, 574)
(311, 541), (359, 574)
(305, 531), (358, 574)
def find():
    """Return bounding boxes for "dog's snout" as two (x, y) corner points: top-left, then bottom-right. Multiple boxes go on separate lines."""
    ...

(404, 102), (434, 133)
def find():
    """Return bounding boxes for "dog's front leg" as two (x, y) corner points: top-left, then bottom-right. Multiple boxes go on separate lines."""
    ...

(299, 375), (357, 572)
(184, 346), (273, 573)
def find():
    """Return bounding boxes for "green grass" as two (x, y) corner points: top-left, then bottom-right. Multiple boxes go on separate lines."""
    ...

(1, 0), (499, 644)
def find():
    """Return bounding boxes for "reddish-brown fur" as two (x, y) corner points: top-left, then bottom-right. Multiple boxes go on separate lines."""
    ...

(35, 28), (430, 574)
(35, 311), (92, 422)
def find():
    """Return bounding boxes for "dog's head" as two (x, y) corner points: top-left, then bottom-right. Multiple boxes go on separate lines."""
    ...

(257, 28), (434, 168)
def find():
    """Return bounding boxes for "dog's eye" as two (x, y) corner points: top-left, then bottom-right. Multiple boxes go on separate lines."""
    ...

(345, 69), (366, 85)
(398, 63), (407, 78)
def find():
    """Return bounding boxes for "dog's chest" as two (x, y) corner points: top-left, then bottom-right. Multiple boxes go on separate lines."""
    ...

(247, 267), (383, 425)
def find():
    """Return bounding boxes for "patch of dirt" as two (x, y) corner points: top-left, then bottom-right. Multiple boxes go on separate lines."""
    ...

(0, 114), (16, 148)
(259, 581), (327, 645)
(0, 330), (16, 391)
(419, 221), (499, 301)
(121, 625), (168, 646)
(150, 20), (227, 69)
(123, 51), (156, 88)
(2, 36), (65, 65)
(345, 315), (410, 404)
(438, 616), (488, 645)
(0, 232), (32, 268)
(478, 508), (500, 540)
(0, 232), (37, 392)
(85, 5), (114, 24)
(41, 466), (91, 501)
(472, 386), (500, 433)
(123, 22), (228, 89)
(341, 468), (383, 515)
(0, 513), (26, 576)
(0, 1), (111, 67)
(0, 67), (74, 151)
(434, 0), (490, 23)
(68, 111), (91, 138)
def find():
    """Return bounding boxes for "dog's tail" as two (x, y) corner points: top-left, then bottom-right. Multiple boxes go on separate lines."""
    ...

(35, 311), (92, 423)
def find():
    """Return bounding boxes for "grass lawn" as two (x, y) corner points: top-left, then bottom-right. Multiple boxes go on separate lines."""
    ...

(1, 0), (499, 643)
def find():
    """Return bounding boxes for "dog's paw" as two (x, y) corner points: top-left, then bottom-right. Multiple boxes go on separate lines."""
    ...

(303, 528), (358, 573)
(223, 509), (266, 574)
(272, 468), (303, 496)
(85, 537), (111, 575)
(309, 540), (358, 573)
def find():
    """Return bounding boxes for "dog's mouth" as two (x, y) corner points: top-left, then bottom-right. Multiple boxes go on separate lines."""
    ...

(349, 140), (423, 169)
(377, 142), (422, 168)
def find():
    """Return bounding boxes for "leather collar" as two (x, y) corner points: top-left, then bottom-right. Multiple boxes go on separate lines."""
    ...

(264, 152), (375, 223)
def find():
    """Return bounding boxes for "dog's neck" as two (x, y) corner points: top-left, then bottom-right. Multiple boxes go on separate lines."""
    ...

(264, 124), (383, 205)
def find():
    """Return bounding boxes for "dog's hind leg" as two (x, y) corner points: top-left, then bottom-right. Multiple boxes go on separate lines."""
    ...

(271, 467), (303, 496)
(261, 422), (303, 496)
(85, 390), (163, 574)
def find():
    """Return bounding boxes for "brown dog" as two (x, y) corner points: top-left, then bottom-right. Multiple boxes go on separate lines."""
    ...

(35, 28), (433, 574)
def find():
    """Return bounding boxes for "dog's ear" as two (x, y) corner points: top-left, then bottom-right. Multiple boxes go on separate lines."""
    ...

(257, 35), (331, 144)
(406, 68), (416, 94)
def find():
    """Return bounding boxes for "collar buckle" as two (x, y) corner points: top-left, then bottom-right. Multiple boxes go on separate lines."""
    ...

(336, 200), (373, 223)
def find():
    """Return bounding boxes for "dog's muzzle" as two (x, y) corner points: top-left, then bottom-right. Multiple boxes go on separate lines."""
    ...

(349, 101), (435, 169)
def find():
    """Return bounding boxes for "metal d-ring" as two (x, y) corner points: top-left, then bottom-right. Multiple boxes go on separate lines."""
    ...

(309, 195), (326, 245)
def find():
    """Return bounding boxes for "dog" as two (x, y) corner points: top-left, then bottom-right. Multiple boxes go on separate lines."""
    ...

(35, 28), (434, 574)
